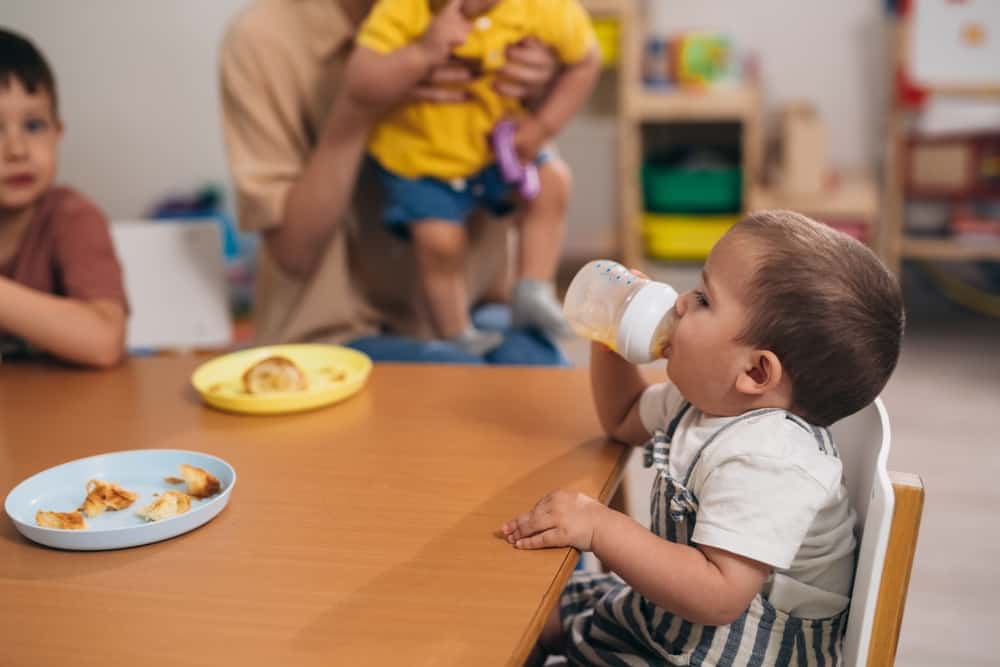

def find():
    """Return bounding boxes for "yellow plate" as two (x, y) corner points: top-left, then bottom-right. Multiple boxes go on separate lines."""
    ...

(191, 344), (373, 415)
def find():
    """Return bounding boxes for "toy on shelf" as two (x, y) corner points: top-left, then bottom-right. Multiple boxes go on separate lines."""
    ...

(780, 103), (828, 195)
(905, 133), (1000, 197)
(671, 32), (734, 87)
(491, 119), (540, 200)
(642, 31), (748, 89)
(952, 203), (1000, 241)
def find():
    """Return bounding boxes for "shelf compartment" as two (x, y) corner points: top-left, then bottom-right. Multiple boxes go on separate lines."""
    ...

(641, 213), (739, 261)
(626, 85), (759, 122)
(901, 237), (1000, 261)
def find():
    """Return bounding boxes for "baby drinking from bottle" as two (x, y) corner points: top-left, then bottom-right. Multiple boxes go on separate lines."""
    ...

(504, 210), (905, 667)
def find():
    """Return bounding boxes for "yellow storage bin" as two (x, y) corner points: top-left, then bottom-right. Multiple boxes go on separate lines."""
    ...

(642, 213), (739, 261)
(593, 18), (620, 66)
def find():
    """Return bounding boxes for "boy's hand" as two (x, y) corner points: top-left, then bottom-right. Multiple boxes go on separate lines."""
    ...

(419, 0), (472, 65)
(513, 116), (549, 163)
(501, 491), (605, 551)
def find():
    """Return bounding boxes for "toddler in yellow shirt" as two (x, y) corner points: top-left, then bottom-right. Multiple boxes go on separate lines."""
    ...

(346, 0), (600, 354)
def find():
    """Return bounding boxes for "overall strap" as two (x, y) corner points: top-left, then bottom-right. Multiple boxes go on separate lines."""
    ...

(643, 402), (693, 469)
(785, 412), (839, 458)
(666, 401), (692, 440)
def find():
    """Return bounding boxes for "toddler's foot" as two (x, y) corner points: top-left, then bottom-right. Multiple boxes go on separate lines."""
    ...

(512, 279), (572, 339)
(448, 326), (504, 356)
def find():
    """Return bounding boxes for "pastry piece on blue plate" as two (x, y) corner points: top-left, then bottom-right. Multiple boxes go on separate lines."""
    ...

(79, 479), (138, 518)
(36, 510), (86, 530)
(179, 464), (222, 499)
(136, 491), (191, 522)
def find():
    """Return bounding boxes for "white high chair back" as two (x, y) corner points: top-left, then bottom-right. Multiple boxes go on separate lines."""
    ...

(830, 398), (924, 667)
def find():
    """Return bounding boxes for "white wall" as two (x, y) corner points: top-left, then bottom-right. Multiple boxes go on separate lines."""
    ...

(643, 0), (887, 168)
(3, 0), (885, 253)
(3, 1), (249, 219)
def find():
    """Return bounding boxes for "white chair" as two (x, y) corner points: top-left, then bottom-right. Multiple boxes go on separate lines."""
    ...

(831, 398), (925, 667)
(110, 220), (233, 351)
(605, 398), (925, 667)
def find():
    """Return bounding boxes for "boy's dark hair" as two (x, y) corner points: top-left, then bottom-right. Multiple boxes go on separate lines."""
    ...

(0, 28), (58, 117)
(734, 210), (905, 426)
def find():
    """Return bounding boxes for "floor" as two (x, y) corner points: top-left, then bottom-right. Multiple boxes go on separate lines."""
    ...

(556, 263), (1000, 666)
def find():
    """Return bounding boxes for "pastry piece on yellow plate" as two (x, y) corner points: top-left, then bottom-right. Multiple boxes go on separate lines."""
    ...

(179, 464), (221, 499)
(79, 479), (138, 518)
(318, 366), (347, 382)
(136, 491), (191, 522)
(242, 355), (308, 394)
(36, 510), (87, 530)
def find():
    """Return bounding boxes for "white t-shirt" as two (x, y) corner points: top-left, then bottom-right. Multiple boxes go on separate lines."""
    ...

(639, 382), (857, 619)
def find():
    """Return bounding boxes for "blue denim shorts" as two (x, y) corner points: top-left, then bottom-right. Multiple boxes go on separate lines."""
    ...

(370, 153), (551, 232)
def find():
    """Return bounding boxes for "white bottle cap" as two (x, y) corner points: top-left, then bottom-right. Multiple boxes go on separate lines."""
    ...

(616, 282), (678, 364)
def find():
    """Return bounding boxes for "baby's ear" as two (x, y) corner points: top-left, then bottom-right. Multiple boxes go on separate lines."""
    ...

(735, 350), (783, 396)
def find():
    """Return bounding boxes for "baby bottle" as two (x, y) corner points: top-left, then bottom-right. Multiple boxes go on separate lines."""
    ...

(562, 260), (679, 364)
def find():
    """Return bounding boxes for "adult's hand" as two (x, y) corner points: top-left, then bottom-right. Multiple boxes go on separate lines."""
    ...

(410, 57), (476, 103)
(410, 37), (559, 105)
(495, 37), (559, 106)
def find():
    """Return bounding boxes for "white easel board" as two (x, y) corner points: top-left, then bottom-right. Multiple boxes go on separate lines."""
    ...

(909, 0), (1000, 90)
(111, 221), (232, 350)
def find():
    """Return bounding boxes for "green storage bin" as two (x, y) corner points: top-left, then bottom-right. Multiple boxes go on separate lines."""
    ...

(641, 162), (742, 214)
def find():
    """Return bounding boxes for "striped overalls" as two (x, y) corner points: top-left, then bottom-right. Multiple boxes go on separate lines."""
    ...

(559, 405), (848, 666)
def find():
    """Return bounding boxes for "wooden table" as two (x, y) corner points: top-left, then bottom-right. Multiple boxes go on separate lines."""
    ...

(0, 359), (628, 667)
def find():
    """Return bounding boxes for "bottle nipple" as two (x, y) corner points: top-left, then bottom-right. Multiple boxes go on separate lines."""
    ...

(616, 282), (678, 364)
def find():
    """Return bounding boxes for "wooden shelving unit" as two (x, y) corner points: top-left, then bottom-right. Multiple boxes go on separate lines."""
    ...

(748, 172), (881, 250)
(582, 1), (890, 271)
(616, 9), (762, 268)
(900, 238), (1000, 262)
(882, 17), (1000, 276)
(625, 85), (761, 122)
(579, 0), (762, 269)
(749, 174), (879, 222)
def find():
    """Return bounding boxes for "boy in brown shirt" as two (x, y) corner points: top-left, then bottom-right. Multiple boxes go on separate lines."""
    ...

(0, 29), (127, 367)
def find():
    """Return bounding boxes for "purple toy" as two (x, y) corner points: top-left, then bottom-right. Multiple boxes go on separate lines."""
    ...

(491, 119), (540, 200)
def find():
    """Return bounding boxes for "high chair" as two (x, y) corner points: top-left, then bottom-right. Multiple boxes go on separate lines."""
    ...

(603, 398), (924, 667)
(831, 398), (924, 667)
(110, 221), (233, 352)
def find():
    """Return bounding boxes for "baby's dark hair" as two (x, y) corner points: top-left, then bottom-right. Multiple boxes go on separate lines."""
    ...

(733, 210), (904, 426)
(0, 28), (58, 117)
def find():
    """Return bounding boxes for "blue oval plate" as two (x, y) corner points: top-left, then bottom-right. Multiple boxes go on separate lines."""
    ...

(4, 450), (235, 551)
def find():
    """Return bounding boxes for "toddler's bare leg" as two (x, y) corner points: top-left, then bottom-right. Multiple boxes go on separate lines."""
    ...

(412, 220), (503, 354)
(517, 159), (569, 281)
(512, 160), (572, 338)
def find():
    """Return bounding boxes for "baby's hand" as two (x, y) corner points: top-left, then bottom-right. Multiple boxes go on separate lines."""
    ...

(420, 0), (472, 64)
(513, 116), (549, 163)
(501, 491), (604, 551)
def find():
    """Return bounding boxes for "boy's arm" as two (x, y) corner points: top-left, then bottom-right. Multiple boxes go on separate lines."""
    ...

(592, 508), (771, 626)
(537, 46), (601, 133)
(0, 278), (124, 368)
(516, 47), (600, 158)
(503, 493), (770, 627)
(590, 342), (651, 446)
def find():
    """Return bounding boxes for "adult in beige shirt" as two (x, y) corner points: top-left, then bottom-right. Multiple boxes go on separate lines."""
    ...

(219, 0), (567, 364)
